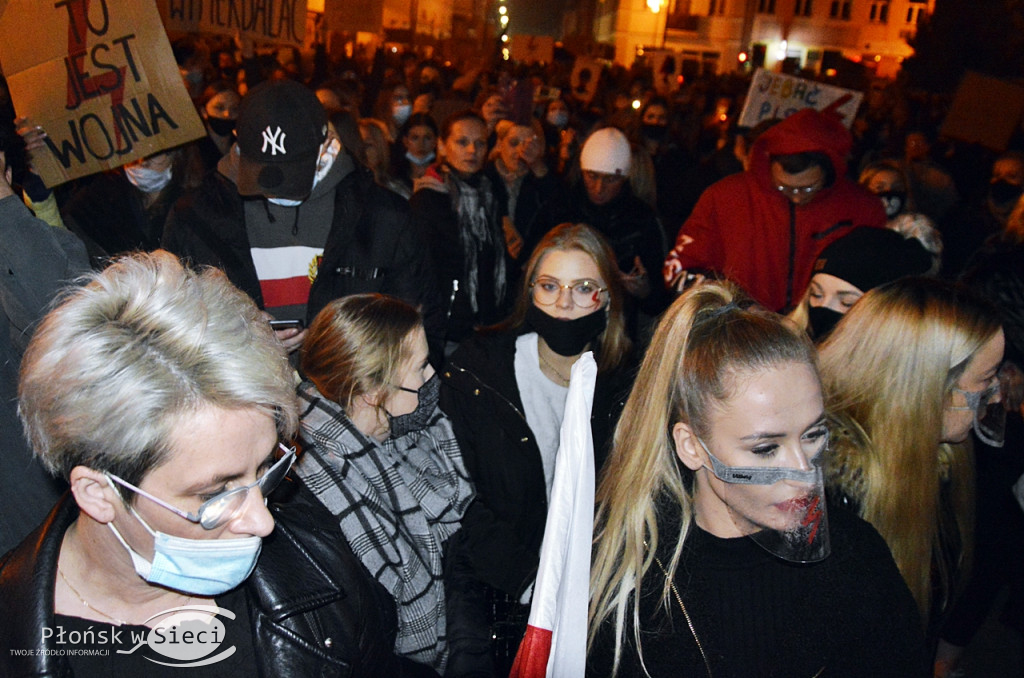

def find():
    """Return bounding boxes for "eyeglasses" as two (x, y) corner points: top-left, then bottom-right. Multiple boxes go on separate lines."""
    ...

(107, 443), (296, 530)
(775, 181), (822, 197)
(531, 277), (608, 309)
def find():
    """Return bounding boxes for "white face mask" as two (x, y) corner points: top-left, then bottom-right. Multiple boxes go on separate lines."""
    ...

(124, 164), (173, 194)
(393, 104), (412, 126)
(267, 138), (341, 207)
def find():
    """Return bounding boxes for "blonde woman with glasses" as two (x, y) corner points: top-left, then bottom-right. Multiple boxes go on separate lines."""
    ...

(440, 223), (636, 676)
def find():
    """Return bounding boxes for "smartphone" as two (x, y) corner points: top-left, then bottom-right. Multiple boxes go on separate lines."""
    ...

(269, 319), (304, 330)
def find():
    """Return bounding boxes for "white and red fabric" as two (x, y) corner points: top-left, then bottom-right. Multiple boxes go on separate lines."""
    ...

(510, 352), (597, 678)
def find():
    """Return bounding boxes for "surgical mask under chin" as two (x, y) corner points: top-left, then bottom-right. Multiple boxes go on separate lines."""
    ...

(267, 138), (340, 207)
(698, 438), (831, 562)
(124, 164), (173, 194)
(526, 304), (607, 357)
(393, 104), (412, 126)
(878, 190), (906, 218)
(546, 111), (569, 128)
(387, 373), (441, 438)
(106, 490), (262, 596)
(406, 150), (436, 166)
(952, 381), (1006, 448)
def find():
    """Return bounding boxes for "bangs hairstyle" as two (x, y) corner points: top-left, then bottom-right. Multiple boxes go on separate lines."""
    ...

(18, 250), (298, 487)
(301, 294), (422, 410)
(589, 281), (817, 675)
(818, 276), (1001, 620)
(497, 222), (631, 373)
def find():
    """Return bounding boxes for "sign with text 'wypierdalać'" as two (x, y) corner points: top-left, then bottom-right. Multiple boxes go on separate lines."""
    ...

(738, 68), (863, 129)
(157, 0), (307, 47)
(0, 0), (206, 187)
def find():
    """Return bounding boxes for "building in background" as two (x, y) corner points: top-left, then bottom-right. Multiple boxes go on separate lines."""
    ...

(571, 0), (935, 76)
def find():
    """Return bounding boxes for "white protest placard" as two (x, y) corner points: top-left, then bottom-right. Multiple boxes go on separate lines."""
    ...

(157, 0), (307, 47)
(738, 68), (864, 129)
(0, 0), (206, 188)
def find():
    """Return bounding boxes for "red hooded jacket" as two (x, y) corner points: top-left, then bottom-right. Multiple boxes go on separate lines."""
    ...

(663, 109), (886, 312)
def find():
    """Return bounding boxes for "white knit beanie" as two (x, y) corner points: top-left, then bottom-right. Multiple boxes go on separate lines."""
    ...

(580, 127), (631, 175)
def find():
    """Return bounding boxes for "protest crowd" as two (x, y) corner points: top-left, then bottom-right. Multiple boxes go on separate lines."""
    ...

(3, 8), (1024, 678)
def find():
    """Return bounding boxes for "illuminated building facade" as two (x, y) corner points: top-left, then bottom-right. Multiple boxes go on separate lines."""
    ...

(594, 0), (936, 77)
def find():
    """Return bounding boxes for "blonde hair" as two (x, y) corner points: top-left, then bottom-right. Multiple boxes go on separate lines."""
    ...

(496, 223), (631, 373)
(818, 277), (1000, 620)
(589, 281), (817, 675)
(19, 250), (298, 486)
(301, 294), (421, 411)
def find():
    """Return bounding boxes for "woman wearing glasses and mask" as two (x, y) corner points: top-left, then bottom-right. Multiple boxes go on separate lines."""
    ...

(292, 293), (474, 676)
(588, 282), (923, 677)
(440, 223), (636, 676)
(819, 277), (1005, 665)
(0, 252), (407, 677)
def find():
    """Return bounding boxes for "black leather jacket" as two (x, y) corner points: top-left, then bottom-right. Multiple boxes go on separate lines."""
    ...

(0, 491), (416, 677)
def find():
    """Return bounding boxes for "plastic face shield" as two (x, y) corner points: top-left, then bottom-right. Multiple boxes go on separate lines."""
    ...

(699, 433), (831, 563)
(952, 380), (1005, 448)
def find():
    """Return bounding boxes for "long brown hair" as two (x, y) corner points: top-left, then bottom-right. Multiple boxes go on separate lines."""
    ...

(301, 294), (422, 410)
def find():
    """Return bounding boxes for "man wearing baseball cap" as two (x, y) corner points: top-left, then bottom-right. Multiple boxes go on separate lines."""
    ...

(164, 79), (442, 354)
(533, 126), (669, 318)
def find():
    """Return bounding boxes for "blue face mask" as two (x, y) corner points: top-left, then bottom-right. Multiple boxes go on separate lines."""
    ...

(406, 150), (435, 167)
(107, 502), (262, 596)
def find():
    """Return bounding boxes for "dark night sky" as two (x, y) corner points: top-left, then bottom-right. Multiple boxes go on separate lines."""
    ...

(511, 0), (569, 36)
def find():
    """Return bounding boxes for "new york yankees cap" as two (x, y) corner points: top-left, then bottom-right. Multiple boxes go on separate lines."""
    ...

(235, 79), (328, 200)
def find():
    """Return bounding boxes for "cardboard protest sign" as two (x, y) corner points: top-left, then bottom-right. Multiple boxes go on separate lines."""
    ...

(941, 71), (1024, 152)
(738, 68), (863, 129)
(322, 0), (382, 33)
(510, 35), (554, 64)
(647, 50), (682, 95)
(569, 57), (601, 106)
(157, 0), (307, 47)
(0, 0), (206, 188)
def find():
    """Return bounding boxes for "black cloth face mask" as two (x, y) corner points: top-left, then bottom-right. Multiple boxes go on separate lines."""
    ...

(388, 373), (440, 438)
(526, 304), (607, 356)
(808, 306), (844, 341)
(207, 117), (236, 137)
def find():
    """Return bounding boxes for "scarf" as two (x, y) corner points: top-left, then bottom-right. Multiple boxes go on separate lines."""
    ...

(444, 167), (507, 313)
(294, 381), (475, 673)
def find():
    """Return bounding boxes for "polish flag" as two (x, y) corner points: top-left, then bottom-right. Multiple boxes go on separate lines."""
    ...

(510, 352), (597, 678)
(250, 245), (323, 310)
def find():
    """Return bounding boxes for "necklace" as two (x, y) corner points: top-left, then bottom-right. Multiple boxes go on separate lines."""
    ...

(537, 348), (571, 386)
(58, 568), (131, 625)
(58, 568), (193, 626)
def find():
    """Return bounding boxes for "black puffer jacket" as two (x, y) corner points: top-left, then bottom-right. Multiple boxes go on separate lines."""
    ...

(439, 329), (635, 596)
(0, 491), (424, 678)
(162, 164), (443, 343)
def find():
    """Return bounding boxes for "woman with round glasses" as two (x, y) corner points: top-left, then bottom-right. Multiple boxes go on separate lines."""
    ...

(290, 293), (474, 674)
(440, 223), (636, 675)
(0, 251), (407, 676)
(818, 277), (1004, 653)
(588, 281), (923, 677)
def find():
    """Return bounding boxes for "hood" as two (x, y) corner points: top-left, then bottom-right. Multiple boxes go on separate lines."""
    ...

(748, 109), (852, 193)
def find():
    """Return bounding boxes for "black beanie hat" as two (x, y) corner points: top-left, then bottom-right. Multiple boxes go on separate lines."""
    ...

(813, 227), (932, 292)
